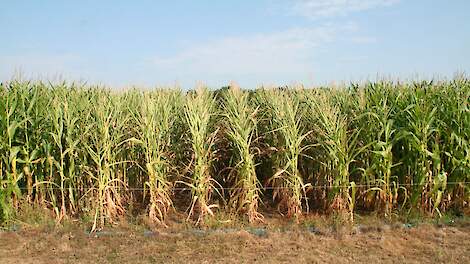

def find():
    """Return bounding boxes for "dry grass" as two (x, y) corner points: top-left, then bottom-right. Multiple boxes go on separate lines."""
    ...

(1, 215), (469, 263)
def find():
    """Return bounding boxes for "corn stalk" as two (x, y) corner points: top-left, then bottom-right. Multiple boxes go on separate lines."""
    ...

(222, 86), (263, 222)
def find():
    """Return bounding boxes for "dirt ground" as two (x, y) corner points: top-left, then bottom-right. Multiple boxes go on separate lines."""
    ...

(1, 218), (469, 264)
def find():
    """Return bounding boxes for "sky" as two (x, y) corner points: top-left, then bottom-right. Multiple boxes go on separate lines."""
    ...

(1, 0), (469, 88)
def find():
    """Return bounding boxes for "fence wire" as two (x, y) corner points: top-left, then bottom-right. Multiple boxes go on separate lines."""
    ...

(17, 181), (470, 191)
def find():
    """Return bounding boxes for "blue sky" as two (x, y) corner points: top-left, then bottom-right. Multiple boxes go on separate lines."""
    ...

(1, 0), (469, 88)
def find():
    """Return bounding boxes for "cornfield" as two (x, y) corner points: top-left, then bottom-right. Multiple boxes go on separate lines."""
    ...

(1, 78), (469, 230)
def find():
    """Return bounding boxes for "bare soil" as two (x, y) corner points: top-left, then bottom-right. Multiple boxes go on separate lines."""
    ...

(1, 217), (469, 264)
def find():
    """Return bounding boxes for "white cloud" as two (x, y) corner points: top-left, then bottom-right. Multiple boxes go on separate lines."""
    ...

(151, 24), (352, 86)
(291, 0), (400, 19)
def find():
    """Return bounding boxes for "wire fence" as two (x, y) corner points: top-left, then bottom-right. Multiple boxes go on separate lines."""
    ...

(20, 181), (470, 191)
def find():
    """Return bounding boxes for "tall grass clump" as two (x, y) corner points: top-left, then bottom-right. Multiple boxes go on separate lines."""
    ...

(0, 81), (23, 221)
(393, 80), (469, 216)
(358, 83), (406, 217)
(305, 89), (367, 221)
(433, 78), (470, 211)
(390, 82), (440, 214)
(44, 86), (85, 222)
(84, 90), (135, 231)
(132, 90), (181, 225)
(183, 87), (219, 224)
(258, 88), (310, 220)
(222, 85), (263, 222)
